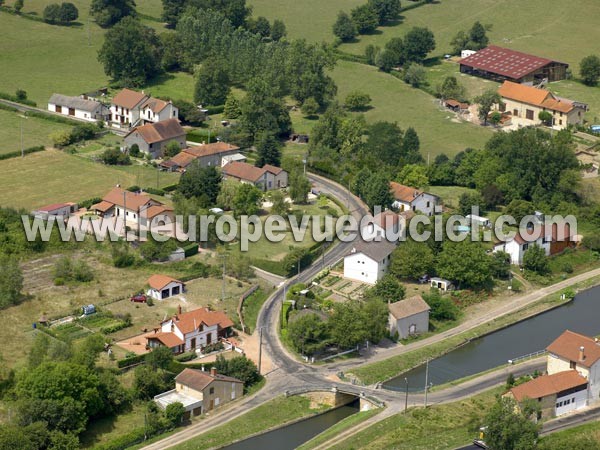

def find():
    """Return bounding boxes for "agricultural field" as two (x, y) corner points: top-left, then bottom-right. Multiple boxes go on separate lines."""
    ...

(0, 108), (72, 154)
(331, 60), (493, 156)
(0, 149), (179, 210)
(338, 0), (600, 66)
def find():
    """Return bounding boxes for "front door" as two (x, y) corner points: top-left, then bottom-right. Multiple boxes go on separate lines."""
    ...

(68, 108), (75, 116)
(207, 333), (212, 345)
(209, 399), (214, 410)
(191, 338), (196, 349)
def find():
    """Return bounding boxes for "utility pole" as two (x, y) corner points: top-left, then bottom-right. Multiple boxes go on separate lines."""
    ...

(122, 191), (127, 238)
(257, 327), (263, 374)
(20, 118), (24, 158)
(298, 257), (301, 277)
(156, 166), (159, 189)
(424, 359), (429, 408)
(404, 377), (409, 412)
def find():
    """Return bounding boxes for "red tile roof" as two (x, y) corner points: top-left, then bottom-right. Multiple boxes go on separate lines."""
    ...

(147, 274), (183, 290)
(372, 210), (402, 229)
(510, 370), (588, 402)
(141, 98), (170, 114)
(126, 118), (185, 145)
(102, 187), (157, 212)
(91, 200), (114, 213)
(222, 161), (266, 183)
(460, 46), (566, 80)
(112, 89), (148, 109)
(35, 202), (75, 212)
(175, 368), (242, 392)
(145, 205), (174, 219)
(147, 332), (184, 347)
(389, 182), (422, 203)
(498, 81), (575, 113)
(167, 307), (234, 334)
(262, 164), (284, 175)
(184, 142), (239, 158)
(547, 330), (600, 368)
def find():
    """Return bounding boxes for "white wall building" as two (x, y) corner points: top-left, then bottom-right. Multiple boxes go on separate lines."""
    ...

(361, 210), (402, 241)
(48, 94), (108, 122)
(343, 239), (397, 284)
(146, 275), (185, 300)
(388, 295), (430, 338)
(390, 182), (439, 216)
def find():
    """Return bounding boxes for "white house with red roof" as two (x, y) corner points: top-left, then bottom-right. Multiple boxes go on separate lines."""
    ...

(110, 88), (178, 128)
(222, 161), (288, 191)
(389, 182), (439, 216)
(145, 307), (234, 354)
(146, 275), (185, 300)
(493, 222), (575, 265)
(361, 210), (409, 241)
(32, 202), (78, 219)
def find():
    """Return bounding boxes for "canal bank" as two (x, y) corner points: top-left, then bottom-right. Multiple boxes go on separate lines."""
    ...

(383, 281), (600, 391)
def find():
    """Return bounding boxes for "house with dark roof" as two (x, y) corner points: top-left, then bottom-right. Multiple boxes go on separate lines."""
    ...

(124, 118), (186, 158)
(154, 367), (243, 417)
(91, 186), (173, 227)
(388, 295), (430, 338)
(459, 45), (569, 84)
(547, 330), (600, 402)
(222, 161), (288, 191)
(110, 88), (178, 128)
(389, 182), (440, 216)
(343, 239), (397, 285)
(145, 307), (234, 354)
(492, 222), (575, 265)
(160, 142), (241, 172)
(48, 94), (109, 122)
(497, 81), (587, 129)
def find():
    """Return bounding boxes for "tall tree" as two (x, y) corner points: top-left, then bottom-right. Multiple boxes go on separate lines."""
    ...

(474, 89), (501, 124)
(188, 0), (250, 28)
(289, 170), (311, 203)
(363, 172), (394, 211)
(255, 131), (281, 166)
(436, 240), (492, 289)
(270, 19), (286, 41)
(90, 0), (136, 28)
(390, 240), (434, 280)
(194, 58), (230, 105)
(161, 0), (185, 27)
(365, 121), (404, 166)
(178, 164), (222, 205)
(98, 17), (162, 86)
(580, 54), (600, 86)
(351, 4), (378, 34)
(468, 21), (489, 49)
(364, 275), (405, 303)
(0, 255), (23, 309)
(523, 245), (549, 275)
(484, 397), (539, 450)
(248, 16), (271, 38)
(332, 11), (357, 42)
(232, 183), (262, 216)
(287, 313), (329, 355)
(436, 75), (466, 101)
(368, 0), (401, 25)
(402, 27), (435, 63)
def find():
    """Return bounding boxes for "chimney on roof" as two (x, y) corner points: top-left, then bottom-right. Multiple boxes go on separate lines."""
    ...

(210, 367), (217, 377)
(413, 191), (418, 198)
(579, 346), (585, 361)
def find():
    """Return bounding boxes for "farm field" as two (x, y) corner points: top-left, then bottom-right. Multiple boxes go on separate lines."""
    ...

(338, 0), (600, 66)
(331, 60), (493, 156)
(0, 108), (72, 154)
(249, 0), (363, 42)
(0, 149), (179, 210)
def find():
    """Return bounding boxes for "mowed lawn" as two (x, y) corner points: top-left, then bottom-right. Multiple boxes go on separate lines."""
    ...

(0, 108), (72, 154)
(331, 60), (493, 156)
(0, 150), (179, 210)
(249, 0), (363, 42)
(338, 0), (600, 66)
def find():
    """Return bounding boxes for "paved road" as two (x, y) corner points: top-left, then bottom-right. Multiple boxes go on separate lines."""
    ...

(144, 174), (600, 449)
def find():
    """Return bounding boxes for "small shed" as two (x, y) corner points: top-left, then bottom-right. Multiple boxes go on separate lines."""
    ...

(430, 277), (454, 292)
(82, 304), (96, 316)
(147, 275), (185, 300)
(466, 214), (491, 228)
(461, 49), (476, 58)
(443, 99), (469, 112)
(388, 295), (431, 339)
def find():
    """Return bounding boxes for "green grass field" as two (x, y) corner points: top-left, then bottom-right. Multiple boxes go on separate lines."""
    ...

(0, 108), (72, 154)
(331, 60), (492, 156)
(0, 149), (179, 209)
(338, 0), (600, 65)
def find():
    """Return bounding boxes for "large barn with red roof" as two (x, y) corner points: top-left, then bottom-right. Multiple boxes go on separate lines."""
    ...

(459, 45), (568, 84)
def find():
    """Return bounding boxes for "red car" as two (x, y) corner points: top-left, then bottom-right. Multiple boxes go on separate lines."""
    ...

(130, 294), (147, 303)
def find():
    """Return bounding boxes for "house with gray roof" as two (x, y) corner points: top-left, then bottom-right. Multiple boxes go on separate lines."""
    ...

(343, 239), (397, 285)
(48, 93), (109, 122)
(388, 295), (430, 338)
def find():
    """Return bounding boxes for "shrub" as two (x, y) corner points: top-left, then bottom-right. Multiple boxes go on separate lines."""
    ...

(101, 148), (131, 165)
(129, 143), (140, 157)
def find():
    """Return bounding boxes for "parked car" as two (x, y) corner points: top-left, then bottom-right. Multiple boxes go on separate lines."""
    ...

(418, 274), (430, 284)
(130, 294), (147, 303)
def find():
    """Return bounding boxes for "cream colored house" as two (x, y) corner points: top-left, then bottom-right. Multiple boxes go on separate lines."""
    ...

(497, 81), (587, 130)
(154, 367), (243, 418)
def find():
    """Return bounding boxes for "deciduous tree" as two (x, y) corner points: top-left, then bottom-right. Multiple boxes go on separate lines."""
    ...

(390, 240), (434, 280)
(351, 4), (378, 34)
(333, 11), (357, 42)
(580, 54), (600, 86)
(194, 58), (230, 106)
(90, 0), (136, 28)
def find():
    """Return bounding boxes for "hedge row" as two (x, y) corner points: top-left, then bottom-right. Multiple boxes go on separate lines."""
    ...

(25, 110), (81, 125)
(116, 353), (146, 368)
(0, 103), (19, 113)
(183, 243), (199, 257)
(0, 90), (37, 107)
(333, 51), (368, 64)
(0, 146), (45, 161)
(100, 321), (130, 334)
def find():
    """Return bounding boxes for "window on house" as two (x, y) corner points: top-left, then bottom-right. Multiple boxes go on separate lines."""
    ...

(513, 109), (518, 116)
(570, 361), (576, 369)
(523, 243), (529, 251)
(209, 387), (214, 394)
(526, 109), (534, 120)
(559, 120), (563, 125)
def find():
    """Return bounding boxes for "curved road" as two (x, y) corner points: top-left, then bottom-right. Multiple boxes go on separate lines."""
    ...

(143, 173), (600, 449)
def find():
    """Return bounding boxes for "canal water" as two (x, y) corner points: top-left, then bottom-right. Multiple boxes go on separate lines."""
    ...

(221, 400), (359, 450)
(384, 285), (600, 392)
